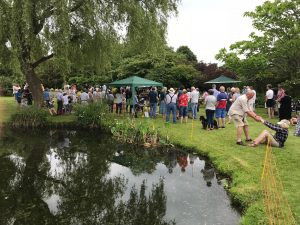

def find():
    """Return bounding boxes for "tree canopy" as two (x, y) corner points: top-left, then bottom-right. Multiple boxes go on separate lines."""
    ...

(0, 0), (180, 105)
(216, 0), (300, 94)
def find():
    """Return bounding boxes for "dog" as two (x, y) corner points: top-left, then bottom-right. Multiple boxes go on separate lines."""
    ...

(200, 116), (208, 129)
(200, 116), (218, 129)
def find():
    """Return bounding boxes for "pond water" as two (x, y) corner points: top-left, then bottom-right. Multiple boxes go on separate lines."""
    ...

(0, 129), (240, 225)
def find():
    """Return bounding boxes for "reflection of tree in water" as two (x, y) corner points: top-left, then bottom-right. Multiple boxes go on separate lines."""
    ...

(111, 179), (175, 225)
(0, 130), (175, 225)
(112, 147), (174, 176)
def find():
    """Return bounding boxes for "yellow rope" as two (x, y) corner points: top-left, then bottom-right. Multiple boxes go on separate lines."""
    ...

(261, 134), (296, 225)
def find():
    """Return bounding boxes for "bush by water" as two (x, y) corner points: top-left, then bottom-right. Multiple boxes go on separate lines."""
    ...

(10, 106), (48, 128)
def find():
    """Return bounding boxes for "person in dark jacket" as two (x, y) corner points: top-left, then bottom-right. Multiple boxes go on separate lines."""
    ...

(278, 91), (292, 121)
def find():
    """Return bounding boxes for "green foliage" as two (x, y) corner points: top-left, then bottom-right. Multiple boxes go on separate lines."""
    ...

(216, 0), (300, 94)
(109, 50), (201, 88)
(0, 0), (180, 105)
(9, 106), (48, 128)
(0, 76), (12, 96)
(39, 61), (64, 88)
(255, 92), (266, 108)
(75, 102), (111, 128)
(194, 61), (236, 90)
(110, 118), (160, 147)
(176, 45), (197, 63)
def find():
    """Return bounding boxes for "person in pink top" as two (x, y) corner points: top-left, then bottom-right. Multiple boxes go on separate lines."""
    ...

(277, 84), (285, 101)
(179, 89), (189, 123)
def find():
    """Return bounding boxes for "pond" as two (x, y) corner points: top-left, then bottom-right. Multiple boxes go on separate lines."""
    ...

(0, 129), (240, 225)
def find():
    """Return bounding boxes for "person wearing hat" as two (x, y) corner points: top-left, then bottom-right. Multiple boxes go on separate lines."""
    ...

(248, 119), (289, 148)
(165, 88), (177, 123)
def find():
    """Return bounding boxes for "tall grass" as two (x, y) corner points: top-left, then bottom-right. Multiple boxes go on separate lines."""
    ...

(111, 118), (160, 147)
(75, 102), (111, 128)
(10, 106), (48, 128)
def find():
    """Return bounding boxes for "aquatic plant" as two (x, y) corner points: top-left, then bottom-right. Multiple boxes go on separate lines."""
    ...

(9, 106), (48, 128)
(75, 102), (111, 128)
(110, 118), (160, 147)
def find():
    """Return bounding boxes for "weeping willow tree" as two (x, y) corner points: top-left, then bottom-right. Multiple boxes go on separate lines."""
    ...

(0, 0), (179, 106)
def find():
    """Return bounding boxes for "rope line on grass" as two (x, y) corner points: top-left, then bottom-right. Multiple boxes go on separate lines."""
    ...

(261, 135), (296, 225)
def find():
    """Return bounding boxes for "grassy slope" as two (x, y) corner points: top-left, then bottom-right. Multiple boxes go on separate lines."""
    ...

(1, 97), (299, 224)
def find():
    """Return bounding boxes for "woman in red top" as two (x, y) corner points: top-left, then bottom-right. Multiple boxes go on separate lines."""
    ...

(179, 89), (189, 123)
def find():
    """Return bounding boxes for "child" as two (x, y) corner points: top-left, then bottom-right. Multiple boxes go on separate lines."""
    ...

(48, 101), (57, 116)
(249, 119), (289, 148)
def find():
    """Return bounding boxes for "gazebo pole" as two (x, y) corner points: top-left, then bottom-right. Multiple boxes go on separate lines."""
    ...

(131, 84), (136, 114)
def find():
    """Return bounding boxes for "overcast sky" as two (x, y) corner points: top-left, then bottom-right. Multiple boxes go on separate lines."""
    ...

(167, 0), (265, 64)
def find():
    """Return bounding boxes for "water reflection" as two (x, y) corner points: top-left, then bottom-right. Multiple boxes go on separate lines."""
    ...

(0, 129), (240, 225)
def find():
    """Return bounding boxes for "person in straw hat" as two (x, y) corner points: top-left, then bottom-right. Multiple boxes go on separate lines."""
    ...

(248, 118), (289, 148)
(165, 88), (178, 123)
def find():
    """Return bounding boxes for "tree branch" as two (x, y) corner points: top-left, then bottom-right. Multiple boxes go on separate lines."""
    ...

(33, 1), (85, 36)
(32, 53), (54, 69)
(70, 0), (85, 12)
(34, 5), (55, 35)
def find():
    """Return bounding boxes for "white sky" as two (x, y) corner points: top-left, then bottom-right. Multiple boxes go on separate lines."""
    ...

(167, 0), (265, 64)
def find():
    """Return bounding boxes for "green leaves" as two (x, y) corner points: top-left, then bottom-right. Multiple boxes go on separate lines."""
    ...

(109, 49), (200, 88)
(0, 0), (180, 98)
(216, 0), (300, 93)
(10, 106), (48, 128)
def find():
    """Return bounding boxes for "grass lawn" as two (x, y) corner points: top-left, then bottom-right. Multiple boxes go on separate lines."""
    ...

(0, 97), (77, 125)
(0, 97), (17, 123)
(1, 96), (299, 224)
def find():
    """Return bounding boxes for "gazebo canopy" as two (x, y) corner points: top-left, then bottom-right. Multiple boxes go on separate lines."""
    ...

(204, 75), (241, 84)
(109, 76), (163, 88)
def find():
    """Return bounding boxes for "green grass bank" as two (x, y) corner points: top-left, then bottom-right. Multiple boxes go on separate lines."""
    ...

(1, 97), (299, 224)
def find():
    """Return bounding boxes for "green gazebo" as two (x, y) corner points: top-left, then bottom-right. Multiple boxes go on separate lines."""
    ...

(109, 76), (163, 88)
(204, 75), (241, 84)
(109, 76), (163, 106)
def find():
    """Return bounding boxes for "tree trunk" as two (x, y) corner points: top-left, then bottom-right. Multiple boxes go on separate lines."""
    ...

(24, 66), (44, 107)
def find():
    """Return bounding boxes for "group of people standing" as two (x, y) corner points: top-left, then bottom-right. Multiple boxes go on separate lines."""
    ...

(145, 84), (257, 127)
(12, 83), (33, 107)
(265, 84), (292, 121)
(12, 82), (298, 148)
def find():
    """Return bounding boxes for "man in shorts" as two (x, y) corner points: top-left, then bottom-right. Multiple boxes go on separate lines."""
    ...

(228, 90), (262, 145)
(215, 86), (228, 128)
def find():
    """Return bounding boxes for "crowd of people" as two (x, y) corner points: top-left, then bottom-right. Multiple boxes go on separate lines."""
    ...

(12, 82), (300, 147)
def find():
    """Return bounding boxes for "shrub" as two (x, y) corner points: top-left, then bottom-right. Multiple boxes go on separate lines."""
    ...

(75, 102), (111, 128)
(111, 118), (159, 147)
(255, 92), (266, 108)
(10, 106), (48, 128)
(0, 76), (13, 96)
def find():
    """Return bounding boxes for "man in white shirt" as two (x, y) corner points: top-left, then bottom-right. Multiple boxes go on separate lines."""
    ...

(212, 84), (219, 98)
(80, 89), (89, 104)
(248, 86), (256, 111)
(265, 84), (275, 119)
(229, 90), (262, 145)
(190, 87), (199, 119)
